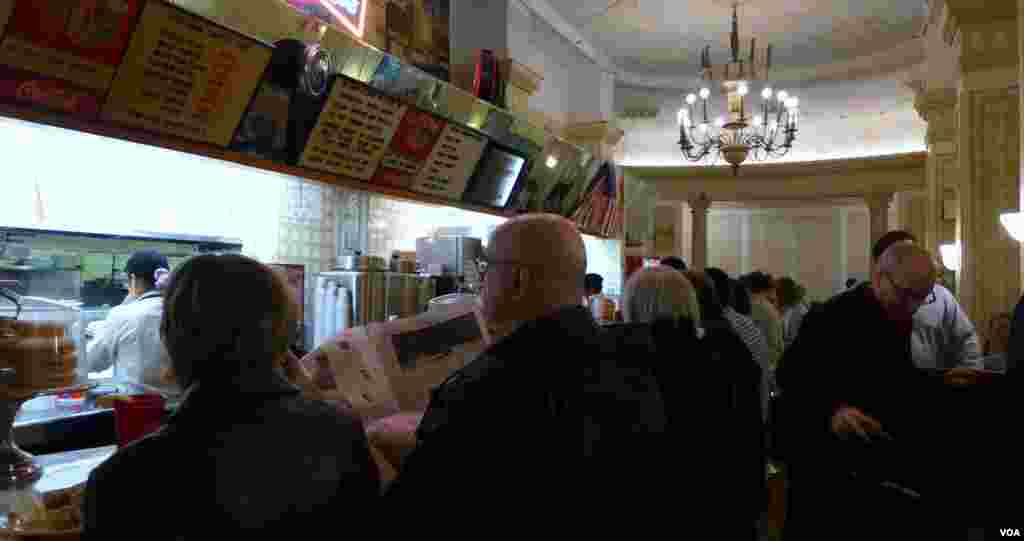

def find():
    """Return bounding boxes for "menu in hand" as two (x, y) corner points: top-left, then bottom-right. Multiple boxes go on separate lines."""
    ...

(370, 109), (445, 189)
(409, 123), (487, 200)
(299, 75), (407, 180)
(0, 0), (142, 118)
(101, 1), (273, 147)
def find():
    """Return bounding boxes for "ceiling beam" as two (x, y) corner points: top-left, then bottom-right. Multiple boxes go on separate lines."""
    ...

(514, 0), (618, 75)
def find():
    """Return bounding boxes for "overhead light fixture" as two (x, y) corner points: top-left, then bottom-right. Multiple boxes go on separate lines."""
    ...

(678, 5), (799, 175)
(545, 155), (559, 169)
(1001, 212), (1024, 242)
(939, 243), (961, 272)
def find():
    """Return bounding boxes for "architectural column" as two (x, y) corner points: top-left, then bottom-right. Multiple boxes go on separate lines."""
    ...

(914, 87), (960, 255)
(864, 192), (894, 255)
(949, 4), (1021, 328)
(896, 191), (929, 243)
(689, 193), (711, 271)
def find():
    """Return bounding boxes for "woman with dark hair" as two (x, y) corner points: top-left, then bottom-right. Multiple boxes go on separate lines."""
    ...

(706, 268), (772, 422)
(84, 255), (380, 537)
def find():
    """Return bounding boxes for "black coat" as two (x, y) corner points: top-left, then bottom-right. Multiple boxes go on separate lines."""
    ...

(385, 306), (668, 519)
(83, 371), (380, 539)
(604, 318), (765, 534)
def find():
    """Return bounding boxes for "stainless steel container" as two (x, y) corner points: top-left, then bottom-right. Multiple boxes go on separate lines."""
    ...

(385, 273), (436, 320)
(336, 254), (386, 272)
(415, 237), (482, 276)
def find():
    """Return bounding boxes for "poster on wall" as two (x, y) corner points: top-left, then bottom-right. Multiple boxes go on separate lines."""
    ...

(383, 0), (449, 69)
(0, 0), (142, 118)
(102, 1), (273, 147)
(299, 75), (407, 180)
(409, 123), (486, 200)
(370, 108), (445, 189)
(284, 0), (366, 39)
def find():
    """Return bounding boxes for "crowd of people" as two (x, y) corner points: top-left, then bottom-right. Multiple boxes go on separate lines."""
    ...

(77, 214), (1022, 538)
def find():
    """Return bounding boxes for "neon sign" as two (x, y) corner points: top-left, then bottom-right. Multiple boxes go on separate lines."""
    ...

(286, 0), (366, 38)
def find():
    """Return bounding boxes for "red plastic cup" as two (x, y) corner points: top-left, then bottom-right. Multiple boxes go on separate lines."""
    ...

(113, 394), (166, 447)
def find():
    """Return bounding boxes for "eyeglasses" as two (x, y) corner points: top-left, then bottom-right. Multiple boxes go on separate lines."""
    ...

(883, 271), (936, 308)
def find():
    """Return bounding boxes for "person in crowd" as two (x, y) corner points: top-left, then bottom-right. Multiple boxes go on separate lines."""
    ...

(386, 214), (666, 517)
(622, 265), (700, 327)
(740, 271), (784, 370)
(777, 277), (810, 350)
(682, 270), (765, 538)
(84, 255), (380, 536)
(584, 272), (614, 322)
(733, 279), (754, 317)
(84, 249), (177, 395)
(779, 243), (1004, 537)
(659, 256), (688, 273)
(871, 231), (982, 375)
(706, 267), (772, 422)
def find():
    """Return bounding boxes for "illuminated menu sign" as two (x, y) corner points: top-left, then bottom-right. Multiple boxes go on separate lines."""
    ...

(410, 123), (487, 200)
(102, 1), (273, 147)
(371, 109), (445, 189)
(286, 0), (366, 39)
(0, 0), (142, 117)
(299, 76), (407, 180)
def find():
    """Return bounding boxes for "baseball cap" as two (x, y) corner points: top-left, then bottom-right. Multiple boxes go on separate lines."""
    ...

(124, 250), (170, 279)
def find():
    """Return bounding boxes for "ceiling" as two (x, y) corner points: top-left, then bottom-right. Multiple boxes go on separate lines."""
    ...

(541, 0), (931, 164)
(549, 0), (927, 82)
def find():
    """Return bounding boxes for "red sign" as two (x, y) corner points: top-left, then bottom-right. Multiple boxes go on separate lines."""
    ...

(0, 65), (102, 118)
(371, 109), (445, 189)
(285, 0), (366, 39)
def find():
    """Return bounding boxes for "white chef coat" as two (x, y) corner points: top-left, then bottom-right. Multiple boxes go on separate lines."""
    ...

(85, 291), (178, 396)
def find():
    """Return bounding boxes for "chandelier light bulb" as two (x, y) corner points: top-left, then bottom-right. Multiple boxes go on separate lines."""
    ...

(785, 97), (799, 109)
(769, 120), (779, 131)
(761, 87), (773, 100)
(715, 116), (726, 128)
(737, 82), (749, 96)
(777, 90), (789, 103)
(753, 115), (762, 126)
(699, 122), (709, 132)
(699, 88), (711, 100)
(686, 93), (698, 105)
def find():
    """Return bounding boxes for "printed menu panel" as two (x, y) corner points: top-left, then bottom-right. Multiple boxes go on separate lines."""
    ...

(299, 76), (407, 180)
(409, 123), (487, 200)
(370, 109), (445, 189)
(0, 0), (141, 117)
(102, 1), (273, 147)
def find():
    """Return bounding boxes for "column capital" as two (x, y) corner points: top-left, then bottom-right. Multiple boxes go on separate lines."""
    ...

(863, 192), (894, 209)
(688, 193), (712, 214)
(914, 87), (960, 148)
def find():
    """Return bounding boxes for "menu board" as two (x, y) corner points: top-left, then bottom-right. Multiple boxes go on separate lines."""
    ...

(0, 0), (142, 117)
(101, 1), (273, 147)
(299, 76), (407, 180)
(409, 123), (486, 200)
(370, 108), (445, 189)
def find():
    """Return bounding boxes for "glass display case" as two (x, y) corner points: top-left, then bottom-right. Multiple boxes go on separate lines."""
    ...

(0, 226), (242, 383)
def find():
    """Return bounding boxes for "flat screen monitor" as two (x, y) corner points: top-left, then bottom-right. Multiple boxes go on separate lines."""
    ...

(462, 144), (527, 208)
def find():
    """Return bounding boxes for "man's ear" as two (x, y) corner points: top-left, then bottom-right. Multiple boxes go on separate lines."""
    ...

(513, 267), (531, 299)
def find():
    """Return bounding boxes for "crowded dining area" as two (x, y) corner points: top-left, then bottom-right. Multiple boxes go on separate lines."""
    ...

(0, 0), (1022, 539)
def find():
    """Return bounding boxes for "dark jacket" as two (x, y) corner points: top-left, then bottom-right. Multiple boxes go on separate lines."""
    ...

(385, 306), (667, 518)
(605, 317), (765, 532)
(83, 370), (380, 539)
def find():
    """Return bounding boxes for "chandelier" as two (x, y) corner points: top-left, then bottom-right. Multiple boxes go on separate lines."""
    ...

(678, 4), (800, 175)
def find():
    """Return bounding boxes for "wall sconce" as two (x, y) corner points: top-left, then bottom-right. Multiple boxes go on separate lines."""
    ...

(1000, 212), (1024, 242)
(939, 243), (961, 272)
(545, 155), (559, 169)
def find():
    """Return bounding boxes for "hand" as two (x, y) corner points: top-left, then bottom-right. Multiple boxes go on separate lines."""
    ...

(944, 366), (985, 387)
(831, 406), (891, 443)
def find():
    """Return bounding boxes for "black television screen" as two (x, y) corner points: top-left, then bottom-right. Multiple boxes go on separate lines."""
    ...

(462, 145), (527, 208)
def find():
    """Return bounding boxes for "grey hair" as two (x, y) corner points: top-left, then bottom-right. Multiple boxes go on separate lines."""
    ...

(623, 266), (702, 327)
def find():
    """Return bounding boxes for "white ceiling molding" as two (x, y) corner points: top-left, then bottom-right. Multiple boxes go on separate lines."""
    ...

(515, 0), (620, 76)
(616, 39), (925, 89)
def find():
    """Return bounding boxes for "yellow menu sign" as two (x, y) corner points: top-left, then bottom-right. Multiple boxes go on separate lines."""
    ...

(102, 1), (273, 147)
(409, 123), (486, 200)
(299, 76), (407, 180)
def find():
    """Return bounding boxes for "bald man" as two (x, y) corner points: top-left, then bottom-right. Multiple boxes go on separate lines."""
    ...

(779, 243), (959, 538)
(386, 214), (666, 517)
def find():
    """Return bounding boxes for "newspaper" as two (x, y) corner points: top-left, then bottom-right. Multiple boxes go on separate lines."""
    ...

(301, 326), (401, 421)
(366, 302), (490, 412)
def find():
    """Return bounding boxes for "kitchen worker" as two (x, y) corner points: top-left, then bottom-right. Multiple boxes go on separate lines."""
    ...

(85, 250), (177, 395)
